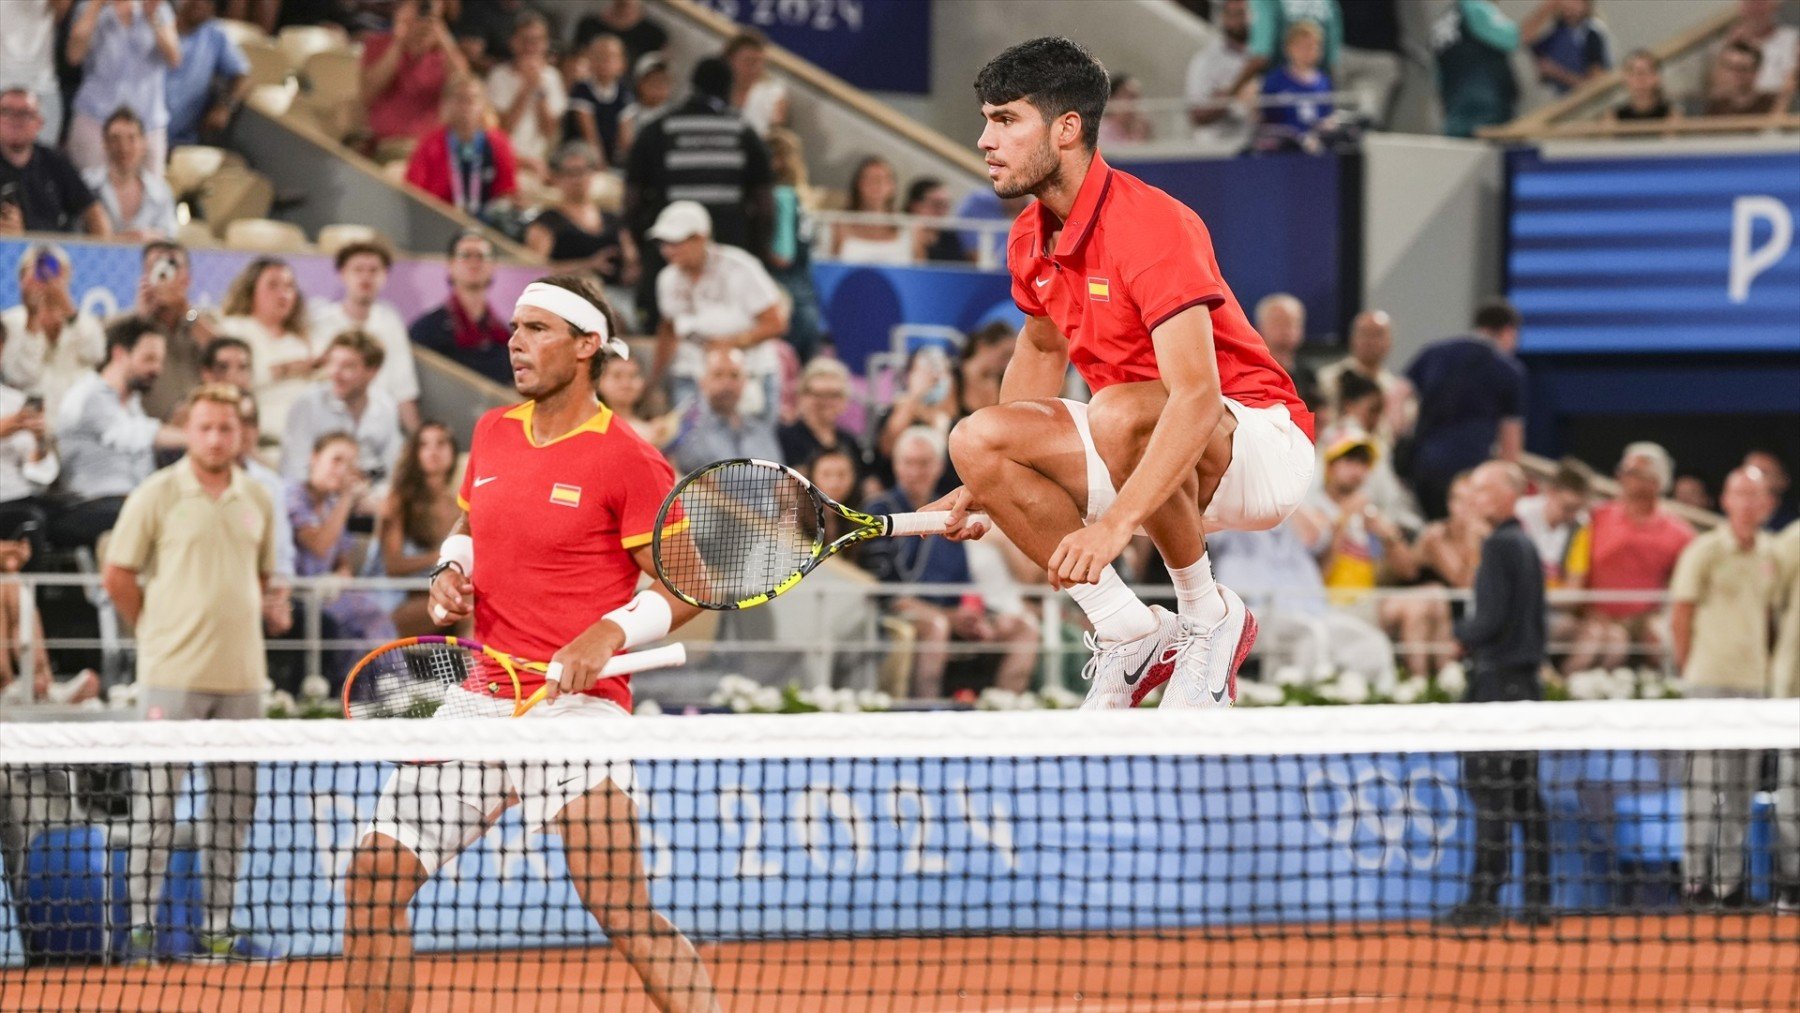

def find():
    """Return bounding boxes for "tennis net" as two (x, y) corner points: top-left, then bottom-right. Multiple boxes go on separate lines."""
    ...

(1, 700), (1796, 1011)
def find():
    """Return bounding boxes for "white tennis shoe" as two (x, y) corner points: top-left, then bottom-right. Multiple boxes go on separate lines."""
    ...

(1161, 585), (1256, 709)
(1077, 605), (1184, 710)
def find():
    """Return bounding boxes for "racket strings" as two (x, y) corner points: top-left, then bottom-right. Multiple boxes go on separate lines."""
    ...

(662, 463), (823, 608)
(346, 644), (497, 720)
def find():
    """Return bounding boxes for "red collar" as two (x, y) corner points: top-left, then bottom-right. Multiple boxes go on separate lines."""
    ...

(450, 295), (508, 350)
(1034, 151), (1115, 259)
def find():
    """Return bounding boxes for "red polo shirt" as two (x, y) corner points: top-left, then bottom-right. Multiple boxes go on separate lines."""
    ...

(1008, 152), (1314, 440)
(455, 400), (685, 711)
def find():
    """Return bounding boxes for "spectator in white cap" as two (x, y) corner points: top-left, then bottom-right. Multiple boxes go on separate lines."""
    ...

(647, 199), (788, 417)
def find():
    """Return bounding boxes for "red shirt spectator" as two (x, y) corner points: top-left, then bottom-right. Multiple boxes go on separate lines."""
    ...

(405, 125), (518, 216)
(359, 1), (467, 145)
(1569, 444), (1696, 621)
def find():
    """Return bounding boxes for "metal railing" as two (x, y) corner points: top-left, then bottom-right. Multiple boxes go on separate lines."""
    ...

(1105, 93), (1365, 146)
(810, 210), (1013, 270)
(1, 572), (1678, 716)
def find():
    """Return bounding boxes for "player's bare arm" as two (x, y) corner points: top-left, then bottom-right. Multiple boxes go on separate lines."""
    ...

(1046, 305), (1225, 587)
(544, 544), (703, 698)
(998, 314), (1070, 402)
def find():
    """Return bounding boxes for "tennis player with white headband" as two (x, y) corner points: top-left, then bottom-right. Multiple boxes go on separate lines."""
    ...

(426, 275), (697, 696)
(347, 273), (720, 1012)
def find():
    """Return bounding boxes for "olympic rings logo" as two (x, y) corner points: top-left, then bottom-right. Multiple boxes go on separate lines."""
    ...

(1302, 764), (1460, 871)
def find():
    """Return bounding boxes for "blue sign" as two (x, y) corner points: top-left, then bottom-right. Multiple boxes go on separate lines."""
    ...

(1117, 153), (1348, 342)
(814, 263), (1019, 373)
(696, 0), (931, 94)
(1507, 148), (1800, 353)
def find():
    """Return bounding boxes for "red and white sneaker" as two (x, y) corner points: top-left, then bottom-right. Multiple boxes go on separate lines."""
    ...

(1077, 605), (1183, 710)
(1161, 585), (1257, 709)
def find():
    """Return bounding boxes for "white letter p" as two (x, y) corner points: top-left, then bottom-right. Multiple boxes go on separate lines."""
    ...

(1730, 195), (1792, 304)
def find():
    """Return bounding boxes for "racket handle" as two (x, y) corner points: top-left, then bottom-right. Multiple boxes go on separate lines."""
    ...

(886, 511), (991, 537)
(522, 643), (688, 712)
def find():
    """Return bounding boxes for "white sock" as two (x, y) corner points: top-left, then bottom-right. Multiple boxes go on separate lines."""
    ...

(1068, 566), (1158, 644)
(1168, 553), (1228, 626)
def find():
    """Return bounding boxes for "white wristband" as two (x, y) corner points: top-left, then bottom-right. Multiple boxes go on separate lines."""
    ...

(603, 590), (672, 649)
(437, 534), (473, 577)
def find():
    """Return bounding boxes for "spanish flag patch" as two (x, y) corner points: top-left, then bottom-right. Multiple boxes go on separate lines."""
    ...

(549, 483), (583, 507)
(1087, 277), (1110, 302)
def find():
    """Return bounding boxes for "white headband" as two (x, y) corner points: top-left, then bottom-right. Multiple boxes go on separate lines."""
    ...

(515, 282), (628, 359)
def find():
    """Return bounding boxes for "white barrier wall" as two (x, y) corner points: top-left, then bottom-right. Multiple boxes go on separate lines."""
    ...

(1361, 134), (1504, 363)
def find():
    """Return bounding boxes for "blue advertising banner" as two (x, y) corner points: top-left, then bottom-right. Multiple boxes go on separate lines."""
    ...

(1117, 153), (1347, 342)
(694, 0), (931, 94)
(1507, 148), (1800, 353)
(814, 262), (1019, 373)
(3, 747), (1699, 966)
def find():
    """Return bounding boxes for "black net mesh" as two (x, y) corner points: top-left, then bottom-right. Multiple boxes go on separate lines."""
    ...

(0, 704), (1796, 1011)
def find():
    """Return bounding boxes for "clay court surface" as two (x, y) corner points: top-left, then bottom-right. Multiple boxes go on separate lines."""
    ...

(3, 915), (1795, 1011)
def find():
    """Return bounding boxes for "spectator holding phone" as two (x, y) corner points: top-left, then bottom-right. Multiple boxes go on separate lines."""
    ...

(1, 243), (107, 422)
(0, 338), (58, 560)
(137, 240), (222, 420)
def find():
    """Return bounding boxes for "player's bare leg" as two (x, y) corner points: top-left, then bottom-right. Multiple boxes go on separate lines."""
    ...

(560, 779), (720, 1013)
(948, 399), (1094, 564)
(950, 399), (1182, 707)
(343, 835), (431, 1013)
(1081, 381), (1256, 708)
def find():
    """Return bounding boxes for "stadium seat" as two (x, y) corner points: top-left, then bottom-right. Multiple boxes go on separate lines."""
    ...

(224, 218), (313, 253)
(276, 24), (349, 70)
(176, 219), (219, 248)
(589, 170), (624, 212)
(240, 38), (295, 90)
(318, 224), (379, 256)
(196, 167), (275, 232)
(214, 17), (269, 49)
(247, 82), (298, 118)
(297, 50), (365, 140)
(165, 145), (229, 198)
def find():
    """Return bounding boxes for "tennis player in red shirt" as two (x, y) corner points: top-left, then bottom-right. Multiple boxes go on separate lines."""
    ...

(342, 276), (718, 1012)
(932, 37), (1317, 710)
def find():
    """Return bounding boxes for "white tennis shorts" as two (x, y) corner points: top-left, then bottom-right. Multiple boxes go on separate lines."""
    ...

(1060, 396), (1316, 533)
(362, 687), (637, 876)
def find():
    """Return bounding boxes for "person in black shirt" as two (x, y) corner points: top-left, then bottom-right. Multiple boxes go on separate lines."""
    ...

(523, 143), (636, 286)
(625, 57), (772, 329)
(0, 88), (106, 238)
(908, 178), (967, 263)
(1436, 460), (1552, 930)
(1610, 49), (1673, 123)
(778, 359), (868, 487)
(407, 232), (512, 385)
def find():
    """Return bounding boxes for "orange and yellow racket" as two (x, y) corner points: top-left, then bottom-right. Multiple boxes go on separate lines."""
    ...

(341, 635), (686, 719)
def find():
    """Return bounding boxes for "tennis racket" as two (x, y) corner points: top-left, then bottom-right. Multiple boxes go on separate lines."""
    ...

(651, 457), (990, 611)
(341, 636), (687, 720)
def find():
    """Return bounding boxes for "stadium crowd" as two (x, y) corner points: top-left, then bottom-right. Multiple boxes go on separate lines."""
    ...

(0, 0), (1796, 712)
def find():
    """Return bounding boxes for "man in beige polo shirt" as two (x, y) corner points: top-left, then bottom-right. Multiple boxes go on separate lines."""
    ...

(1668, 465), (1781, 908)
(102, 383), (281, 964)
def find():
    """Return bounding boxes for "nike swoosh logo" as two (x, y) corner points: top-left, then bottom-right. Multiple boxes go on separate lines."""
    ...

(474, 476), (498, 487)
(557, 774), (585, 787)
(1122, 650), (1154, 686)
(1034, 276), (1052, 288)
